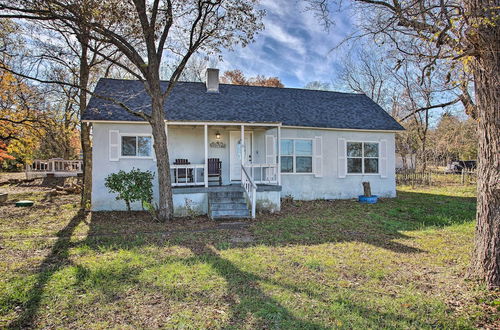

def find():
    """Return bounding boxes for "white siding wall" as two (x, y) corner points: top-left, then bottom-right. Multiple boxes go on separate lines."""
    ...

(276, 128), (397, 200)
(91, 123), (397, 211)
(92, 123), (159, 211)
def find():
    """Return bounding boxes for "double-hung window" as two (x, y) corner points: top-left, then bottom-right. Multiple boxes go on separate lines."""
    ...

(347, 142), (379, 174)
(121, 135), (152, 158)
(281, 139), (313, 173)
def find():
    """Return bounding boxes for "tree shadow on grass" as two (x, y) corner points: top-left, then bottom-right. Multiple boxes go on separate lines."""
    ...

(184, 244), (327, 329)
(8, 210), (88, 329)
(7, 190), (476, 328)
(176, 244), (446, 328)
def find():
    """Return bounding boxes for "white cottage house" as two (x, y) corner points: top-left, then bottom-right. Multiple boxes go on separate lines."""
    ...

(83, 69), (404, 218)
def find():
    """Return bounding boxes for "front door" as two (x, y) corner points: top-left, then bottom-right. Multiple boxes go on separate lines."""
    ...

(230, 131), (252, 181)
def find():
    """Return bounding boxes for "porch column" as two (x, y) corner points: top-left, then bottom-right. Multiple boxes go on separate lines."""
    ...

(204, 124), (208, 187)
(240, 125), (245, 169)
(277, 125), (281, 185)
(165, 122), (168, 161)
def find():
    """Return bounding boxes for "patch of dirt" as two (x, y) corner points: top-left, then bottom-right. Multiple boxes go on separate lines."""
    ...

(230, 234), (254, 244)
(0, 172), (25, 184)
(0, 176), (82, 195)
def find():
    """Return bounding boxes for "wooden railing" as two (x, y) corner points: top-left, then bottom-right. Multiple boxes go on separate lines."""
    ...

(241, 164), (257, 218)
(26, 159), (82, 179)
(171, 164), (205, 187)
(246, 163), (278, 184)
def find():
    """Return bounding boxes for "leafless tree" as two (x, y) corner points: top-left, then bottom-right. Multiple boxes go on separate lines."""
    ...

(1, 0), (264, 220)
(337, 49), (392, 108)
(161, 55), (209, 82)
(336, 46), (460, 171)
(304, 80), (331, 90)
(309, 0), (500, 288)
(0, 8), (126, 209)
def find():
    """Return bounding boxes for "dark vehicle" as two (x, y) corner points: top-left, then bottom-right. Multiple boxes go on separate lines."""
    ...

(445, 160), (477, 174)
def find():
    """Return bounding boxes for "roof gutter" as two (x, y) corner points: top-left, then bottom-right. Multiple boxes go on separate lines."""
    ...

(81, 120), (402, 132)
(82, 119), (282, 127)
(280, 125), (404, 133)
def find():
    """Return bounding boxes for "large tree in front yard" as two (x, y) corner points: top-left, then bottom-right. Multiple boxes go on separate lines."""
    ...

(309, 0), (499, 288)
(1, 0), (264, 221)
(465, 0), (500, 289)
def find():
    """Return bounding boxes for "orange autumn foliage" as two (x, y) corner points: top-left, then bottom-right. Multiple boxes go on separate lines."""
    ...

(221, 69), (284, 88)
(0, 65), (44, 162)
(0, 141), (15, 161)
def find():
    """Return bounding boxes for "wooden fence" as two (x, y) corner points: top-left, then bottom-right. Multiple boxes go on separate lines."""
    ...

(396, 169), (477, 186)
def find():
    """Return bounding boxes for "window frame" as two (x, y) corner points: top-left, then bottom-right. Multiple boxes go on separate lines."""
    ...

(280, 138), (314, 174)
(346, 141), (380, 175)
(120, 133), (154, 159)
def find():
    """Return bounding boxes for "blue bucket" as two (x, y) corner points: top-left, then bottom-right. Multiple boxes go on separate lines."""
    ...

(358, 195), (378, 204)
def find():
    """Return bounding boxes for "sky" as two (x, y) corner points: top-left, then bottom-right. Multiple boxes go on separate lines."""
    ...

(218, 0), (356, 88)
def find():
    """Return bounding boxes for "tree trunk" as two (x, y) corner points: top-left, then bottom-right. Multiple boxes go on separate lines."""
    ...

(149, 97), (174, 221)
(420, 140), (427, 172)
(362, 182), (372, 197)
(78, 32), (92, 210)
(467, 0), (500, 288)
(81, 122), (92, 209)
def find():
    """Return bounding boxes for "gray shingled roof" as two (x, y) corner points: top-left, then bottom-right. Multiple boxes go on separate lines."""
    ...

(83, 78), (404, 131)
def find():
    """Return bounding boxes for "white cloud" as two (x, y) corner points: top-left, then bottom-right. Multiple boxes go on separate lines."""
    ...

(261, 20), (306, 56)
(220, 0), (357, 88)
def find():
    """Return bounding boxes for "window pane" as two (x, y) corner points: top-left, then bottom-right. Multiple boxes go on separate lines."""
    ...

(281, 156), (293, 173)
(347, 142), (362, 157)
(364, 158), (379, 173)
(138, 136), (152, 157)
(364, 143), (379, 157)
(281, 139), (293, 155)
(121, 136), (136, 156)
(347, 158), (362, 173)
(295, 140), (312, 155)
(296, 156), (312, 173)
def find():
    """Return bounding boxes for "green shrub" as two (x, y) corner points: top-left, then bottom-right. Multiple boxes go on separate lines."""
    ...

(104, 168), (154, 211)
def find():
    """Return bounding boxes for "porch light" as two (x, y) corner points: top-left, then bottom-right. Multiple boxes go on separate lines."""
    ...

(215, 131), (221, 140)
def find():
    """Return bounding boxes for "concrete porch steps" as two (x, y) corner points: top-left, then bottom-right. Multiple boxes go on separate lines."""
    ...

(208, 189), (250, 219)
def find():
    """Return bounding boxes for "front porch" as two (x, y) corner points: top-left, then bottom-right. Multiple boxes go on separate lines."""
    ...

(166, 121), (282, 187)
(166, 122), (282, 218)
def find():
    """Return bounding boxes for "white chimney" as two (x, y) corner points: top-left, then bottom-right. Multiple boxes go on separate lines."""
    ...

(206, 68), (219, 93)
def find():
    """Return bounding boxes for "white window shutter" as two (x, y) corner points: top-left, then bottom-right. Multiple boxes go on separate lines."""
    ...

(109, 130), (120, 161)
(313, 136), (323, 177)
(338, 138), (347, 178)
(380, 139), (388, 178)
(265, 135), (276, 164)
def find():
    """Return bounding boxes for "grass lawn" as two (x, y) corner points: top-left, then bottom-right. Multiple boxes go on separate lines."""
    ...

(0, 184), (498, 328)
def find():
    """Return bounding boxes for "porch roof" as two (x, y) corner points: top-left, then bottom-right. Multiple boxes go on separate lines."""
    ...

(84, 78), (404, 131)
